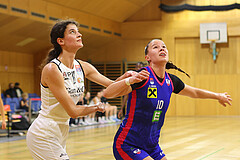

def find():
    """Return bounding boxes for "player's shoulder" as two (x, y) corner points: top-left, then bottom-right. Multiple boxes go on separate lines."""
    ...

(41, 62), (63, 86)
(168, 73), (178, 79)
(42, 62), (61, 76)
(167, 73), (184, 85)
(76, 59), (94, 69)
(76, 59), (84, 64)
(76, 59), (90, 65)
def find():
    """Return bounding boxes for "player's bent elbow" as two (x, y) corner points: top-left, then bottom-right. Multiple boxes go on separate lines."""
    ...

(69, 111), (79, 119)
(70, 114), (78, 119)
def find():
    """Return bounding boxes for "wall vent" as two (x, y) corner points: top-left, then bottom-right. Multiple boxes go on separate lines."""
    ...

(79, 24), (89, 29)
(114, 32), (121, 37)
(31, 12), (45, 19)
(0, 4), (7, 9)
(103, 30), (112, 34)
(49, 16), (59, 21)
(11, 7), (27, 14)
(91, 27), (101, 32)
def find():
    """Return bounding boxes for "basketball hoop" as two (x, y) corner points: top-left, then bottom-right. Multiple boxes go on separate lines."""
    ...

(200, 22), (228, 63)
(209, 39), (218, 62)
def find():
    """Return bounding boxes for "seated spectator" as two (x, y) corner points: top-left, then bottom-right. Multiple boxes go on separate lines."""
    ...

(20, 93), (30, 112)
(69, 94), (84, 127)
(78, 91), (91, 125)
(101, 89), (120, 122)
(87, 91), (102, 124)
(83, 91), (91, 106)
(5, 83), (17, 98)
(14, 82), (23, 98)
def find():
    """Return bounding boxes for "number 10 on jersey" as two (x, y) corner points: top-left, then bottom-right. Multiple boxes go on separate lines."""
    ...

(152, 100), (164, 122)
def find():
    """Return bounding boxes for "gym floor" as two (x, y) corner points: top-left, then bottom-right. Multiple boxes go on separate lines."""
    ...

(0, 116), (240, 160)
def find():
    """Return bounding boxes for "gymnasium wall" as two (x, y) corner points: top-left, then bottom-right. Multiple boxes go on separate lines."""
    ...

(0, 0), (121, 95)
(0, 51), (34, 93)
(1, 0), (239, 116)
(80, 0), (240, 116)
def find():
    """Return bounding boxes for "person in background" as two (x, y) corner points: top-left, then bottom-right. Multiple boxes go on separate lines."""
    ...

(5, 83), (17, 98)
(83, 91), (91, 105)
(14, 82), (23, 98)
(101, 89), (120, 122)
(69, 94), (84, 127)
(88, 91), (102, 124)
(76, 94), (85, 126)
(79, 91), (91, 125)
(20, 93), (30, 112)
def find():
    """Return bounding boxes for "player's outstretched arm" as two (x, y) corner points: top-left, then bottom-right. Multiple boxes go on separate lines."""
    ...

(42, 63), (105, 118)
(178, 84), (232, 107)
(80, 60), (114, 87)
(80, 60), (138, 87)
(103, 70), (149, 99)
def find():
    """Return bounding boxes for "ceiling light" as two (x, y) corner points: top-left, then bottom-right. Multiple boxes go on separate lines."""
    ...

(16, 38), (36, 46)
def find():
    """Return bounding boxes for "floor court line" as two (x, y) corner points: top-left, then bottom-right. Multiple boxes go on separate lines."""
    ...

(198, 148), (224, 160)
(69, 145), (112, 157)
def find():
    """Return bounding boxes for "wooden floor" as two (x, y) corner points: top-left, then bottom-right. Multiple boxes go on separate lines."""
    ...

(0, 116), (240, 160)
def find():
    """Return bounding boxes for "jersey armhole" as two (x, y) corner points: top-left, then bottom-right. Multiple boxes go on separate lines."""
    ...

(40, 82), (48, 88)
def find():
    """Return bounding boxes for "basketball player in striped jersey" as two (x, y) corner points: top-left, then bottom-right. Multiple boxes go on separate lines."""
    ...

(103, 39), (232, 160)
(26, 19), (140, 160)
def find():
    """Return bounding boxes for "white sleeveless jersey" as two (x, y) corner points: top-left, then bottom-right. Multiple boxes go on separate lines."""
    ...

(39, 58), (85, 123)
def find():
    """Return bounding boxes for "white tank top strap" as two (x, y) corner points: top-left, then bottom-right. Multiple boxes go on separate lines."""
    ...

(50, 58), (62, 72)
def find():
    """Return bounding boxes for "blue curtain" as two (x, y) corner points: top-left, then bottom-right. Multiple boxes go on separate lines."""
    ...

(159, 3), (240, 12)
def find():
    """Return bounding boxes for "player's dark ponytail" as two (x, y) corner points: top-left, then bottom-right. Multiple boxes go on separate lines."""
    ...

(145, 39), (190, 78)
(40, 19), (78, 69)
(166, 61), (190, 78)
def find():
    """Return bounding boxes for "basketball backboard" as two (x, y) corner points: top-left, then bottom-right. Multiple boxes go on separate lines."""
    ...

(200, 22), (227, 44)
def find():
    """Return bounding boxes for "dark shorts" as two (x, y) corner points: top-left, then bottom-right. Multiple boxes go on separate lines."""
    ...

(113, 141), (165, 160)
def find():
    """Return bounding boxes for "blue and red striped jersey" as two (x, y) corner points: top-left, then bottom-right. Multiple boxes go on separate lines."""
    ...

(117, 66), (174, 149)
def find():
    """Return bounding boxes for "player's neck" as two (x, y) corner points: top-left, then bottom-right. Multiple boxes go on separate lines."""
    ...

(58, 52), (75, 69)
(150, 63), (165, 78)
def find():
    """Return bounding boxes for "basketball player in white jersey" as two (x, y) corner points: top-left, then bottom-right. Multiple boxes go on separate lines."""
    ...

(26, 19), (138, 160)
(0, 86), (6, 129)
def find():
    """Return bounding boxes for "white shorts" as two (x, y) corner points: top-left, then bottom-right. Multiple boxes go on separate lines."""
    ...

(26, 115), (69, 160)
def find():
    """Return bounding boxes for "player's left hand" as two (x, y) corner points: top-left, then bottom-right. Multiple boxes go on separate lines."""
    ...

(124, 70), (136, 78)
(129, 70), (149, 84)
(218, 92), (232, 107)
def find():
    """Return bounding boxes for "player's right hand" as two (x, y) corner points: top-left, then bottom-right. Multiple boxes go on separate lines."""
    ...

(96, 102), (105, 113)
